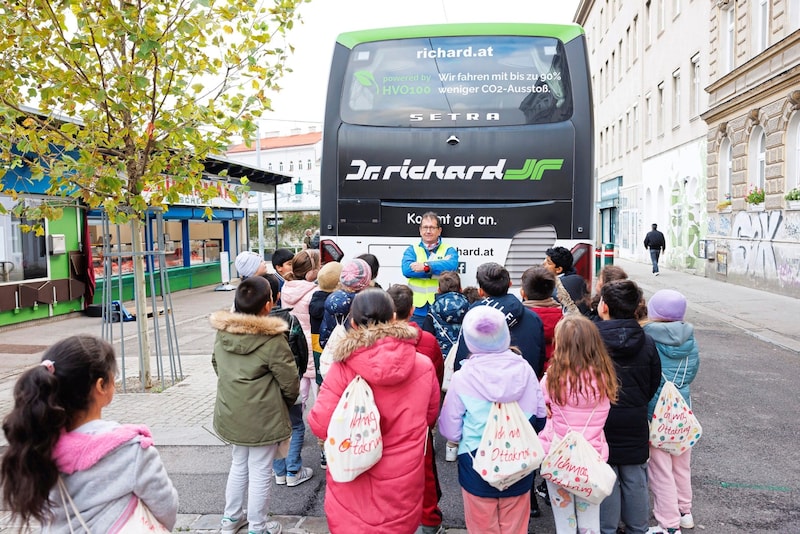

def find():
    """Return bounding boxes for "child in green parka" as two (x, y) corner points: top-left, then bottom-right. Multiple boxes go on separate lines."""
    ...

(210, 276), (299, 534)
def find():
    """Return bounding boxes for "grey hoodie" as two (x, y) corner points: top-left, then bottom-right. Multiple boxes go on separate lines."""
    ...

(46, 419), (178, 533)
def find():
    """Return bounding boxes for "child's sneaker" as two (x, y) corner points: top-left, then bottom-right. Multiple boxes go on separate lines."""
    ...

(221, 515), (247, 533)
(646, 527), (681, 534)
(274, 474), (286, 485)
(535, 480), (550, 506)
(320, 450), (327, 470)
(680, 513), (694, 529)
(445, 443), (458, 462)
(286, 466), (313, 487)
(248, 521), (282, 534)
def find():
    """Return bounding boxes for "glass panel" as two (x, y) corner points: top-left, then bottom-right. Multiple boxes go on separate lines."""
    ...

(341, 36), (573, 127)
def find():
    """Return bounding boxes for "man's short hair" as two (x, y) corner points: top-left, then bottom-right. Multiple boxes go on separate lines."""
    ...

(600, 279), (642, 319)
(476, 262), (510, 297)
(438, 271), (462, 293)
(420, 211), (440, 227)
(235, 277), (272, 315)
(387, 284), (414, 319)
(271, 248), (295, 269)
(652, 223), (658, 230)
(521, 266), (556, 300)
(545, 246), (574, 272)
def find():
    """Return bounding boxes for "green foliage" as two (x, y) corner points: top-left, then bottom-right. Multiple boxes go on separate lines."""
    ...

(0, 0), (308, 225)
(785, 188), (800, 201)
(249, 210), (319, 248)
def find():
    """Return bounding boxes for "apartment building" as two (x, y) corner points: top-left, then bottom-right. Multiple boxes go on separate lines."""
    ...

(227, 127), (323, 210)
(703, 0), (800, 296)
(576, 0), (711, 273)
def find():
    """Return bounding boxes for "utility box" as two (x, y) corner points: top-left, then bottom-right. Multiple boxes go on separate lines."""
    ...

(49, 234), (67, 255)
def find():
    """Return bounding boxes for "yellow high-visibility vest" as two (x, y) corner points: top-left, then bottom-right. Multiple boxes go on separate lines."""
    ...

(408, 242), (452, 309)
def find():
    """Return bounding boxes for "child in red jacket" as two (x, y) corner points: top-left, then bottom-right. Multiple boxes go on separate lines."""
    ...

(388, 284), (444, 534)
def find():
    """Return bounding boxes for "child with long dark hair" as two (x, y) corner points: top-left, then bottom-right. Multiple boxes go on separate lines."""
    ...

(539, 315), (619, 533)
(1, 335), (178, 531)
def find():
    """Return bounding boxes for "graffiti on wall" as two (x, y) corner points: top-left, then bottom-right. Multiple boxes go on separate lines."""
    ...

(730, 210), (782, 278)
(720, 209), (800, 291)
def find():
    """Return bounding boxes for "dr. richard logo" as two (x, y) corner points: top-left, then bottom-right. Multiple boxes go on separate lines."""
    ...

(344, 158), (564, 181)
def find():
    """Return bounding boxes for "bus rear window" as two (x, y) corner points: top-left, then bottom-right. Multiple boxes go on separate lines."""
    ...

(340, 36), (573, 127)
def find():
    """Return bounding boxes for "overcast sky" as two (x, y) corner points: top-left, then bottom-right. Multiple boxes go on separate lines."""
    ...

(260, 0), (581, 131)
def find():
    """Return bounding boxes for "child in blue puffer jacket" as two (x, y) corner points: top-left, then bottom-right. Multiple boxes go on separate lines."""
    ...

(643, 289), (700, 534)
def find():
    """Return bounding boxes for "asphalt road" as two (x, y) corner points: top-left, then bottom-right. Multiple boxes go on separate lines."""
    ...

(161, 301), (800, 533)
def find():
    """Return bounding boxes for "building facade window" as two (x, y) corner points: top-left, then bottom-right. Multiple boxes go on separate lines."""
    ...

(724, 6), (735, 73)
(289, 161), (294, 171)
(749, 126), (767, 191)
(787, 113), (800, 192)
(632, 103), (639, 147)
(279, 161), (284, 171)
(657, 82), (665, 135)
(307, 158), (312, 169)
(645, 93), (653, 141)
(672, 69), (681, 128)
(690, 54), (701, 117)
(0, 198), (48, 283)
(754, 0), (769, 54)
(719, 137), (732, 203)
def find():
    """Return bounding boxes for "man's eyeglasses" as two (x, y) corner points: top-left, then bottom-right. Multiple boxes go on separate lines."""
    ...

(420, 226), (439, 231)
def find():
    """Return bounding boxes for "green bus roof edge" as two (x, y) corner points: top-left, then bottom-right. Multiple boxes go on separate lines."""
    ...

(337, 23), (584, 49)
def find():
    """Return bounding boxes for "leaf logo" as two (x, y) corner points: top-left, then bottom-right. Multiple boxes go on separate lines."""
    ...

(354, 71), (378, 93)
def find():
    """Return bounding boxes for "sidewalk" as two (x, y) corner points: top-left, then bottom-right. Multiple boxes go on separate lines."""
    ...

(0, 258), (797, 532)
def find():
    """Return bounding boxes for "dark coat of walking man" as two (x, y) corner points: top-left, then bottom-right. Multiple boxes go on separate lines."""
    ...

(643, 223), (666, 275)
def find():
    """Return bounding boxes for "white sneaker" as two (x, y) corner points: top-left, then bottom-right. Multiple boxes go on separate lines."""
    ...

(680, 513), (695, 529)
(286, 466), (313, 487)
(274, 474), (286, 485)
(646, 527), (681, 534)
(221, 515), (247, 533)
(445, 444), (458, 462)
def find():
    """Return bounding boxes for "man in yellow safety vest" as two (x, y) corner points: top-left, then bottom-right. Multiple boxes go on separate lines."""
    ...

(401, 212), (459, 325)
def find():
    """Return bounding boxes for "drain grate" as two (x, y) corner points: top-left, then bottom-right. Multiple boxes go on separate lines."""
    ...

(0, 344), (49, 354)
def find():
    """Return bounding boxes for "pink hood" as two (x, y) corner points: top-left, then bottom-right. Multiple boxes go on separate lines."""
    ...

(53, 424), (153, 474)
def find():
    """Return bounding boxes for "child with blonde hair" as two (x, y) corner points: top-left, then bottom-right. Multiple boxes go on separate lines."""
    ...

(539, 315), (619, 533)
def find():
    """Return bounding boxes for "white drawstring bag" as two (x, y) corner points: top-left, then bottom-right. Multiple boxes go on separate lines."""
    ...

(649, 363), (702, 455)
(470, 401), (545, 491)
(540, 405), (617, 505)
(441, 340), (459, 392)
(319, 320), (347, 379)
(324, 375), (383, 482)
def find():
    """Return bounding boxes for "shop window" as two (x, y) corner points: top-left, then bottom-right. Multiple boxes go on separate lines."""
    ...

(0, 198), (49, 283)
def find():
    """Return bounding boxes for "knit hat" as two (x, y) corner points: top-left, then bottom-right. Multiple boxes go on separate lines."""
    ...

(461, 306), (511, 354)
(234, 251), (263, 279)
(647, 289), (687, 322)
(339, 259), (372, 292)
(317, 261), (343, 292)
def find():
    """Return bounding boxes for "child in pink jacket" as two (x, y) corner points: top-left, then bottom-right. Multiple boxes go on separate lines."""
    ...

(539, 315), (619, 533)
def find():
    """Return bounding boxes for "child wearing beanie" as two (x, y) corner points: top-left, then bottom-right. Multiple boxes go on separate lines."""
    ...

(439, 306), (546, 533)
(234, 251), (266, 280)
(319, 259), (372, 354)
(643, 289), (700, 534)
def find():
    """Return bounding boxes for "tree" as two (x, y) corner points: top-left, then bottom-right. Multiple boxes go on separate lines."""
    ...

(0, 0), (307, 386)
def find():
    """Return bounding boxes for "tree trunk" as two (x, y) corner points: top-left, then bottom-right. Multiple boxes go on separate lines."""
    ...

(131, 219), (152, 388)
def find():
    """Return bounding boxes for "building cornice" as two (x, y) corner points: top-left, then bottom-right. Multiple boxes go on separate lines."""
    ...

(702, 31), (800, 123)
(574, 0), (594, 26)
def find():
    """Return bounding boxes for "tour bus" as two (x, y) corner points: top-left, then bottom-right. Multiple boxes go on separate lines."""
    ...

(319, 23), (594, 289)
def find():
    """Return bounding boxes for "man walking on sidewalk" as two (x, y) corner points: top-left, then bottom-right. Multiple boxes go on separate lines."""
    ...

(644, 223), (666, 275)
